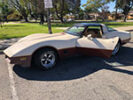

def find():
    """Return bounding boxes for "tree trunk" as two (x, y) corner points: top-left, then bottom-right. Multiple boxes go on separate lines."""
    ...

(23, 15), (28, 22)
(4, 16), (8, 23)
(115, 7), (118, 21)
(60, 16), (64, 23)
(0, 23), (3, 28)
(60, 0), (65, 23)
(40, 14), (44, 25)
(21, 10), (29, 22)
(123, 15), (127, 22)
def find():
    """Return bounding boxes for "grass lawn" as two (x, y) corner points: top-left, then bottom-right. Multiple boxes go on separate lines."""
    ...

(103, 22), (133, 27)
(0, 23), (64, 39)
(0, 22), (133, 39)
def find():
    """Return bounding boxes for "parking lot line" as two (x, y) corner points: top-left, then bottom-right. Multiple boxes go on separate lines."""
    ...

(7, 62), (19, 100)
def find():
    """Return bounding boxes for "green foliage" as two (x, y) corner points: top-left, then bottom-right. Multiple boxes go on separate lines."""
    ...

(83, 0), (110, 13)
(0, 1), (13, 22)
(51, 0), (81, 22)
(2, 0), (81, 22)
(78, 8), (85, 20)
(9, 0), (31, 22)
(0, 2), (8, 15)
(103, 22), (133, 27)
(52, 0), (70, 22)
(115, 0), (133, 21)
(7, 11), (22, 21)
(53, 0), (69, 15)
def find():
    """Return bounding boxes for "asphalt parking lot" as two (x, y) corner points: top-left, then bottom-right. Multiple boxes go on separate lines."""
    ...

(0, 36), (133, 100)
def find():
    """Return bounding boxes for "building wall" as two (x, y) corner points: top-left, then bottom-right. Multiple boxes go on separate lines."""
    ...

(127, 14), (133, 20)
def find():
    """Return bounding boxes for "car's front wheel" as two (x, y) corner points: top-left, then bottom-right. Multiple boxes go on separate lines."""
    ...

(112, 42), (121, 56)
(33, 48), (58, 70)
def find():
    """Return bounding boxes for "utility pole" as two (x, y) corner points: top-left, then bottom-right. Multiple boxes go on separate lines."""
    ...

(44, 0), (53, 34)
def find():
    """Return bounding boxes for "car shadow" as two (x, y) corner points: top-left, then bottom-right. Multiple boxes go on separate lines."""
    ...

(13, 46), (133, 81)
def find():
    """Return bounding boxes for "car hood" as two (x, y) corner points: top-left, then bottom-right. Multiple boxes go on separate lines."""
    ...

(18, 33), (66, 42)
(4, 33), (76, 57)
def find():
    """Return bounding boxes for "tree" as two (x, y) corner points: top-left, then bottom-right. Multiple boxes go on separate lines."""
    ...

(53, 0), (69, 23)
(114, 0), (121, 20)
(78, 8), (85, 20)
(9, 0), (30, 22)
(83, 0), (110, 21)
(29, 0), (39, 22)
(52, 0), (81, 23)
(0, 1), (10, 22)
(8, 0), (47, 24)
(30, 0), (48, 24)
(121, 0), (133, 22)
(108, 0), (119, 20)
(35, 0), (46, 24)
(113, 0), (133, 22)
(71, 0), (81, 19)
(99, 5), (110, 21)
(83, 0), (109, 10)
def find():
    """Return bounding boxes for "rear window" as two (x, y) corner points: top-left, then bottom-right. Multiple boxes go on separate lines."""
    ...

(88, 26), (101, 30)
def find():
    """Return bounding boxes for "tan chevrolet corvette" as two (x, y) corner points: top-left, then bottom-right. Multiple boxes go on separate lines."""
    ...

(4, 23), (131, 70)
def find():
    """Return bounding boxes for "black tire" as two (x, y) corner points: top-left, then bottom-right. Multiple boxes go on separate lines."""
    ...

(33, 48), (58, 70)
(112, 41), (121, 56)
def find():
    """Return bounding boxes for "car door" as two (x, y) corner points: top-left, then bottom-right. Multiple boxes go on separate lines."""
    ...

(76, 36), (119, 58)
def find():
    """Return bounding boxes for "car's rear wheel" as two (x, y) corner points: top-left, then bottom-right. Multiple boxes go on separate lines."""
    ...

(33, 48), (58, 70)
(112, 42), (121, 56)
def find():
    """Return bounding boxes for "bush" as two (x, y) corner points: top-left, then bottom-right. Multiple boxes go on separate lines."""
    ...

(7, 12), (22, 21)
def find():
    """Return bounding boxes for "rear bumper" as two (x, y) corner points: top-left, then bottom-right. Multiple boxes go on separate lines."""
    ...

(121, 38), (131, 45)
(5, 55), (32, 67)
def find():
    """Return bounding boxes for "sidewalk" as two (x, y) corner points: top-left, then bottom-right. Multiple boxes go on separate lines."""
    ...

(115, 26), (133, 32)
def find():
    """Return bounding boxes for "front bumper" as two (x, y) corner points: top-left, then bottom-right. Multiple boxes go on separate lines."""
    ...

(5, 55), (32, 67)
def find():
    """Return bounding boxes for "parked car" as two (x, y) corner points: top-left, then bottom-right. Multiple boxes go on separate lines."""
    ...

(4, 23), (131, 70)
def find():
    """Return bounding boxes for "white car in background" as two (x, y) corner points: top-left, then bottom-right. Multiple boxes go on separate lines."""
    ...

(4, 23), (131, 70)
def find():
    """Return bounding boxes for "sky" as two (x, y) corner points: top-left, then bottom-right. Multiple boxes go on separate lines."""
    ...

(81, 0), (116, 12)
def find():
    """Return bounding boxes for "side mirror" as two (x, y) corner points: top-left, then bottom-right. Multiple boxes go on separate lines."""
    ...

(87, 34), (92, 40)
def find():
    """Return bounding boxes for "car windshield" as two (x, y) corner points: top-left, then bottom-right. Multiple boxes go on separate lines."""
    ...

(65, 26), (85, 36)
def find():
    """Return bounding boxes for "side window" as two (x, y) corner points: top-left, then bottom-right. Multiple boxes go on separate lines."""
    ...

(86, 26), (103, 38)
